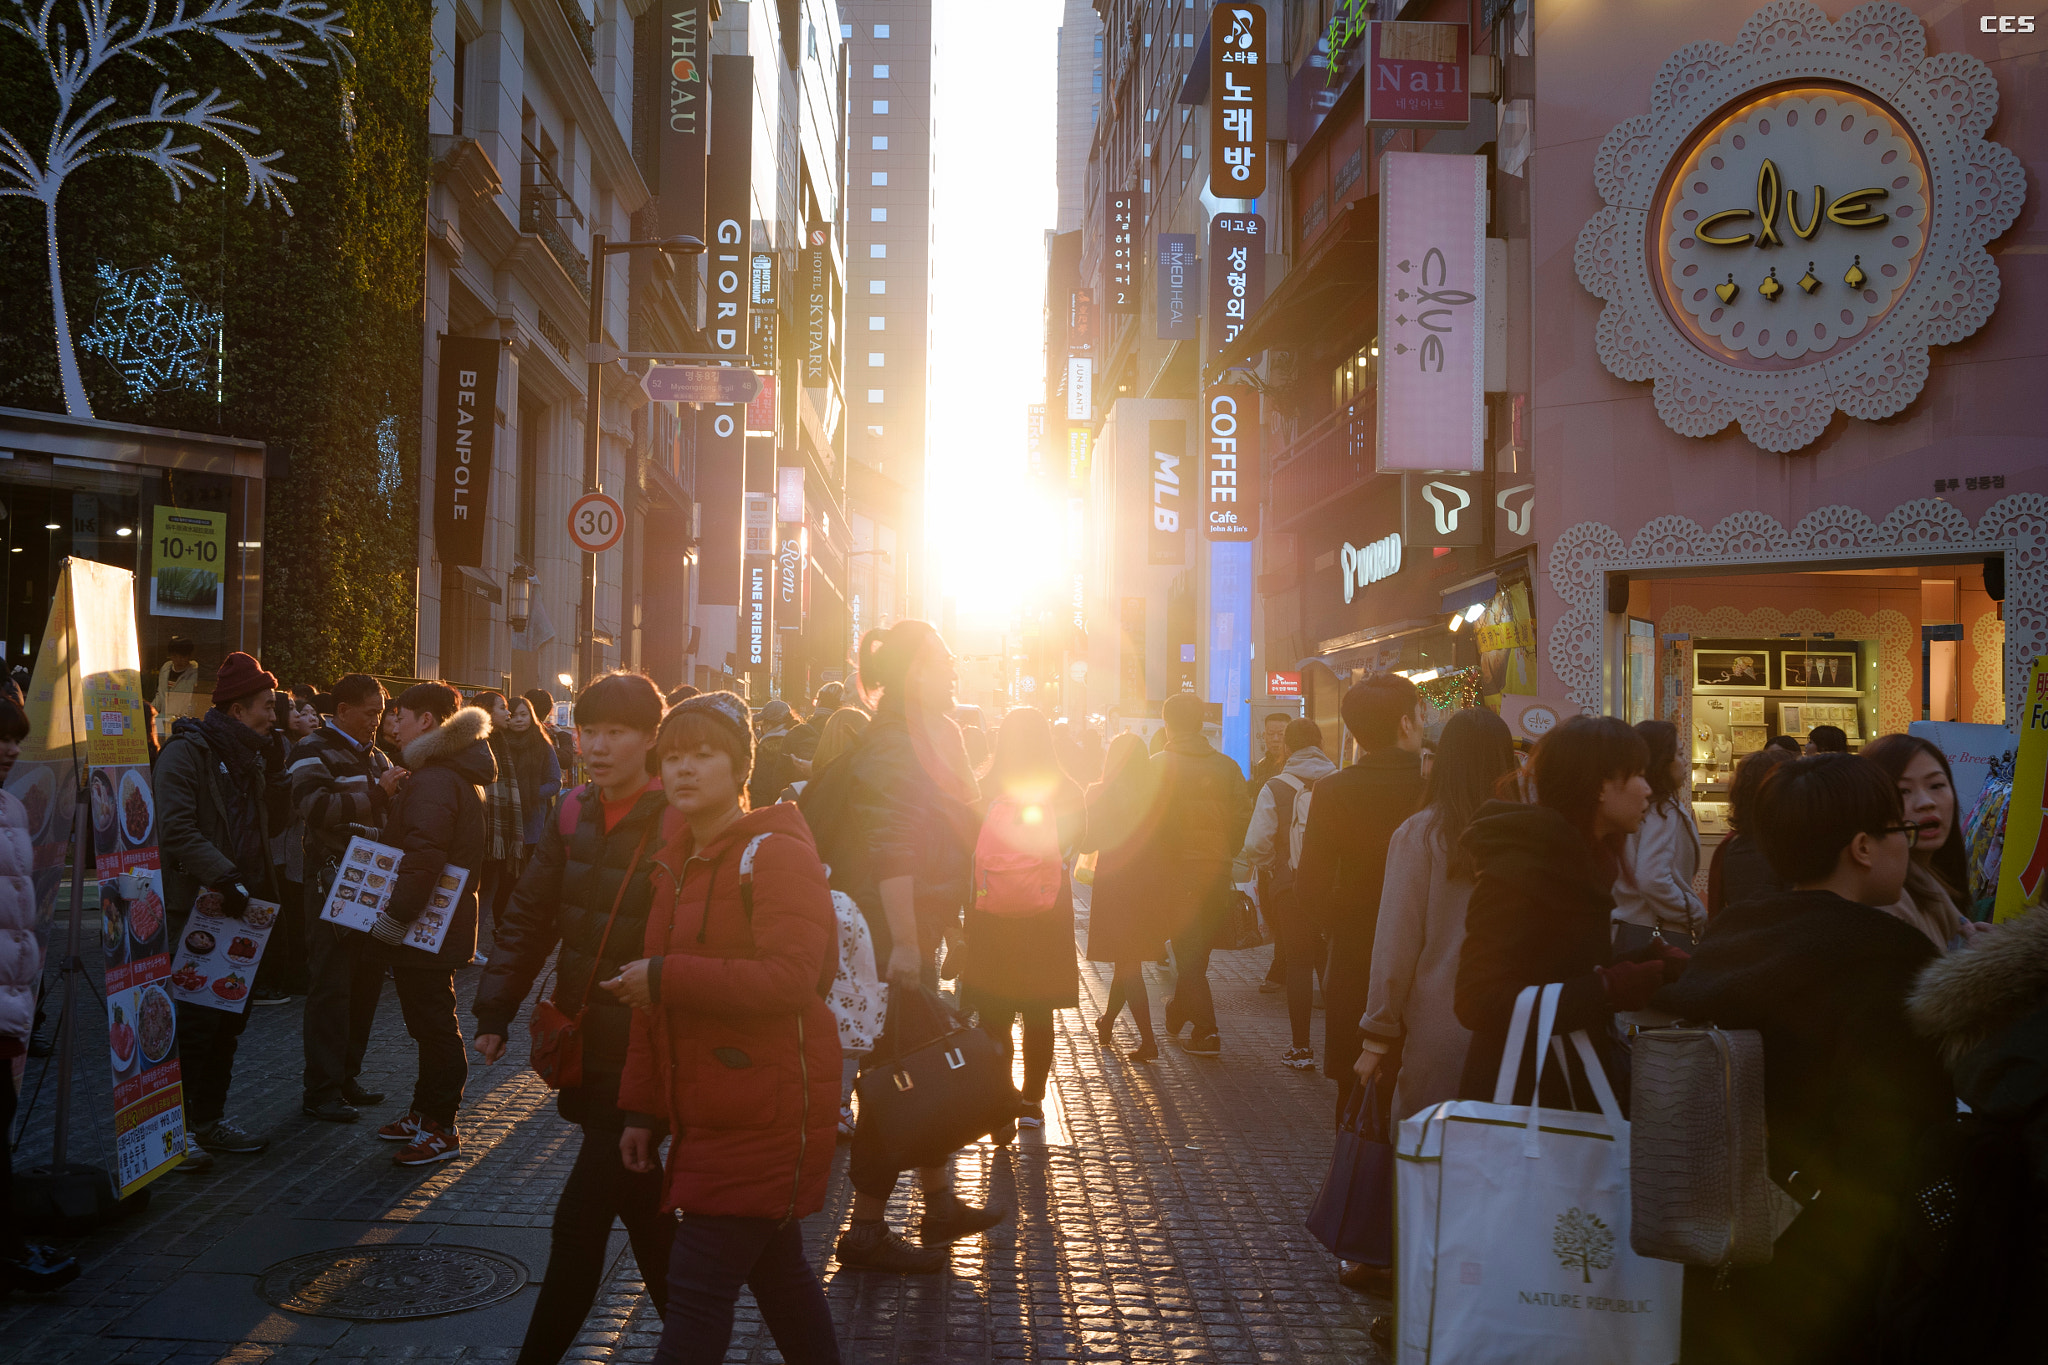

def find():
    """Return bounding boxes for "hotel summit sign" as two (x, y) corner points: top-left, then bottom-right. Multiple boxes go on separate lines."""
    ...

(1574, 3), (2024, 453)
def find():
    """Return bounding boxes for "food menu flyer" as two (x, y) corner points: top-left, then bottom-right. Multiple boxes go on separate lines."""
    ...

(319, 834), (468, 955)
(167, 893), (279, 1014)
(96, 766), (184, 1196)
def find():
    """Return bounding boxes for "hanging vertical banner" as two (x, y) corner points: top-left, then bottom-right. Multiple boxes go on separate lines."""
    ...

(1106, 193), (1137, 315)
(776, 465), (806, 524)
(1120, 597), (1148, 707)
(1207, 213), (1266, 358)
(776, 523), (807, 629)
(1367, 21), (1471, 128)
(1068, 289), (1095, 355)
(801, 222), (832, 389)
(1203, 383), (1261, 542)
(1157, 233), (1198, 340)
(697, 53), (753, 607)
(1065, 357), (1093, 421)
(749, 250), (779, 366)
(1209, 4), (1267, 200)
(432, 335), (500, 569)
(1027, 404), (1047, 483)
(1066, 427), (1093, 488)
(1208, 541), (1255, 771)
(655, 0), (709, 242)
(743, 492), (774, 691)
(1377, 152), (1487, 474)
(1147, 418), (1187, 566)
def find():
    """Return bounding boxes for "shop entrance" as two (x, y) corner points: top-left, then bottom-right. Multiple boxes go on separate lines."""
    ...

(0, 477), (143, 683)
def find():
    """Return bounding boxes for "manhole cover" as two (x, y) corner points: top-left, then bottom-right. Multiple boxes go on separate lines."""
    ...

(256, 1244), (528, 1321)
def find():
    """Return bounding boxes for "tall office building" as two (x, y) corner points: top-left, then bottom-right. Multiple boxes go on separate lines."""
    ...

(1055, 0), (1102, 233)
(841, 0), (933, 627)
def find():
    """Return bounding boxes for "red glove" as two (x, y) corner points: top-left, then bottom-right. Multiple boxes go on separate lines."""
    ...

(1597, 959), (1668, 1011)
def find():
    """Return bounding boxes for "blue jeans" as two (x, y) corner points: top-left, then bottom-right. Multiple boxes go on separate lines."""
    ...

(652, 1213), (839, 1365)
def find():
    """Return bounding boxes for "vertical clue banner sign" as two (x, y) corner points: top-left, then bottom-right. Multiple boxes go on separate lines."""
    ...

(1157, 233), (1198, 340)
(1203, 384), (1260, 542)
(1106, 194), (1137, 314)
(656, 0), (709, 241)
(1209, 4), (1267, 200)
(801, 222), (832, 388)
(433, 335), (500, 568)
(696, 53), (753, 608)
(1368, 21), (1470, 127)
(1377, 153), (1487, 474)
(148, 505), (226, 620)
(1207, 213), (1266, 357)
(1147, 419), (1187, 566)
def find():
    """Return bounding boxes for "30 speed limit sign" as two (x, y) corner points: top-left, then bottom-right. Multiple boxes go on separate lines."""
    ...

(567, 492), (625, 554)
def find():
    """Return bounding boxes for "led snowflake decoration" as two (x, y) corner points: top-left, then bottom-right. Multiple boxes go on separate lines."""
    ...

(1573, 2), (2027, 453)
(79, 258), (222, 402)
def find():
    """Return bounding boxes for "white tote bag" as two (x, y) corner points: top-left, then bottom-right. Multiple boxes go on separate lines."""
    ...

(1395, 983), (1682, 1364)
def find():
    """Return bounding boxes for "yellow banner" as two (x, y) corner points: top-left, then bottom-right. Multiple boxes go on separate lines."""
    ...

(1995, 654), (2048, 923)
(1475, 620), (1536, 653)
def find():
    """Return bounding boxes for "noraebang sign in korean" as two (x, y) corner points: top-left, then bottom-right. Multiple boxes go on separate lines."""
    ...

(1376, 153), (1486, 474)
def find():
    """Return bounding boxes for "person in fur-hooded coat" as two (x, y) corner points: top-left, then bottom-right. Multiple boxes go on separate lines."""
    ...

(1888, 912), (2048, 1361)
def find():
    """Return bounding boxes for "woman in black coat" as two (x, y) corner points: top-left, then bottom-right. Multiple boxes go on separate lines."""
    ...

(1455, 715), (1669, 1109)
(366, 684), (494, 1165)
(1656, 755), (1952, 1365)
(960, 706), (1083, 1124)
(1083, 732), (1166, 1060)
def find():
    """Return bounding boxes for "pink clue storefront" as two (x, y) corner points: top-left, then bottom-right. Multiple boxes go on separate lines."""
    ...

(1528, 0), (2043, 810)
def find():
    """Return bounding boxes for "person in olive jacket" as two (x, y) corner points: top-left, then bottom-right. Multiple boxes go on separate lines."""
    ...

(1151, 691), (1252, 1057)
(471, 672), (674, 1365)
(367, 683), (494, 1167)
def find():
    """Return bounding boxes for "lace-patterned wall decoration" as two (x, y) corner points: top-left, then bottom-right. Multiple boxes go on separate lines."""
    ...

(1657, 604), (1911, 743)
(1972, 611), (2007, 725)
(1548, 494), (2048, 733)
(1574, 3), (2027, 452)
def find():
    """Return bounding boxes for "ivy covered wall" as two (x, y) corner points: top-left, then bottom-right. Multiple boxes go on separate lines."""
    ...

(0, 0), (432, 685)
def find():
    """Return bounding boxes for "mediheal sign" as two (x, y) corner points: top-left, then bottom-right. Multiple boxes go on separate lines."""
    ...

(1376, 153), (1486, 473)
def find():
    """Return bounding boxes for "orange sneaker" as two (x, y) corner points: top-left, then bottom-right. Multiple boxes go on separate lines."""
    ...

(392, 1118), (460, 1166)
(376, 1111), (423, 1142)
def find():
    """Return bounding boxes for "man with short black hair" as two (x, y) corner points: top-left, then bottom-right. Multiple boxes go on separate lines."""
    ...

(525, 686), (580, 785)
(1152, 692), (1252, 1056)
(1805, 724), (1849, 755)
(1249, 712), (1291, 793)
(153, 636), (202, 739)
(1296, 674), (1428, 1116)
(293, 672), (397, 1122)
(1243, 717), (1336, 1067)
(157, 651), (286, 1169)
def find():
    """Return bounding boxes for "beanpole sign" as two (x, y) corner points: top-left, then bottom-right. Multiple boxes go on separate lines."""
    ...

(1202, 384), (1259, 543)
(433, 335), (500, 568)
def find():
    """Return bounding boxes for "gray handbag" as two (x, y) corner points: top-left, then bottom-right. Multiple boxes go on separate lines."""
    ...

(1629, 1025), (1798, 1268)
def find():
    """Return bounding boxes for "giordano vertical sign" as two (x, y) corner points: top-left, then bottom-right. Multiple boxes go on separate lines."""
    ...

(1574, 4), (2023, 453)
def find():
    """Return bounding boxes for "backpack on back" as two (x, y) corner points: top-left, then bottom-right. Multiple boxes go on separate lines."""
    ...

(971, 795), (1064, 918)
(735, 832), (885, 1054)
(1265, 773), (1313, 894)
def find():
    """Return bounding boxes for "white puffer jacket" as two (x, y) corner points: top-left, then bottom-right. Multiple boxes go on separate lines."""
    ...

(0, 789), (38, 1048)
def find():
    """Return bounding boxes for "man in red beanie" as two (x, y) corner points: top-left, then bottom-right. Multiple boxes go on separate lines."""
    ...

(156, 650), (285, 1171)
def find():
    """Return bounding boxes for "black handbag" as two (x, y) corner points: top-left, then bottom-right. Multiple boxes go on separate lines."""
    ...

(854, 986), (1016, 1170)
(1305, 1075), (1397, 1267)
(1217, 888), (1268, 951)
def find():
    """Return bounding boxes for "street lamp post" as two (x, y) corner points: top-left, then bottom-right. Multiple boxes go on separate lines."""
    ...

(580, 232), (705, 688)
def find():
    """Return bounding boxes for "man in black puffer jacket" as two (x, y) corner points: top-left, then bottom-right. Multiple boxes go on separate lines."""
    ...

(368, 683), (494, 1167)
(471, 672), (674, 1365)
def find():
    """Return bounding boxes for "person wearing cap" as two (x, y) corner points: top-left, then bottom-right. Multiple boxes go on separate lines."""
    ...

(747, 699), (801, 810)
(156, 650), (287, 1169)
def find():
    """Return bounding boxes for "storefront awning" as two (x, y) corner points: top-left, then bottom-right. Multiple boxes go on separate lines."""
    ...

(1439, 575), (1497, 617)
(1212, 200), (1377, 372)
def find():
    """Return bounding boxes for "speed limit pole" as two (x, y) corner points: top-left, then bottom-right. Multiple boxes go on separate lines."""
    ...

(567, 492), (626, 554)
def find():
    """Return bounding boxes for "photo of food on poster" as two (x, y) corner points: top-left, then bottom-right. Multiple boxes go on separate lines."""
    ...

(318, 834), (469, 955)
(148, 505), (227, 620)
(167, 890), (279, 1013)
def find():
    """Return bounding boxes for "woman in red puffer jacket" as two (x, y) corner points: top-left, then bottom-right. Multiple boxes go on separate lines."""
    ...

(610, 692), (842, 1365)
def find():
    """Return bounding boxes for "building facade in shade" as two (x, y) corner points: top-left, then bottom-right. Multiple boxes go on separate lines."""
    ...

(1056, 0), (1105, 233)
(840, 0), (932, 632)
(419, 0), (851, 699)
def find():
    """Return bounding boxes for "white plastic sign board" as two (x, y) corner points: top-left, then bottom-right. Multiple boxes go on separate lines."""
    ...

(318, 835), (469, 955)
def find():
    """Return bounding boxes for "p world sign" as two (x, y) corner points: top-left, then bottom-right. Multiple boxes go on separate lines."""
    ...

(1340, 532), (1402, 604)
(1203, 384), (1260, 543)
(1377, 153), (1486, 474)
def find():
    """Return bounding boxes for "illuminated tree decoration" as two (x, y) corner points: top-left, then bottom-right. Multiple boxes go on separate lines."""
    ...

(79, 257), (222, 402)
(0, 0), (354, 419)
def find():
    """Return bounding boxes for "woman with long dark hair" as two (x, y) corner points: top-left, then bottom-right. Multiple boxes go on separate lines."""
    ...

(1454, 715), (1674, 1108)
(959, 707), (1083, 1127)
(803, 620), (1004, 1274)
(1356, 707), (1517, 1123)
(1082, 732), (1165, 1059)
(1611, 719), (1706, 952)
(1707, 745), (1794, 915)
(1862, 733), (1986, 950)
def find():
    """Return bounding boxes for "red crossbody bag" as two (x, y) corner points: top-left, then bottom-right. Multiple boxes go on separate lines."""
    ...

(529, 824), (656, 1090)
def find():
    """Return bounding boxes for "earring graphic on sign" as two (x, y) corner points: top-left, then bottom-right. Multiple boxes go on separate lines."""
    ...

(1496, 483), (1534, 537)
(1421, 481), (1472, 536)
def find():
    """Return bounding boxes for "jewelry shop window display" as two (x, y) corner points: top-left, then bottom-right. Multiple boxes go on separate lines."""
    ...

(1688, 636), (1881, 835)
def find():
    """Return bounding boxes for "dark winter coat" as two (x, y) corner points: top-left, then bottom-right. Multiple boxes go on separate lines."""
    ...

(367, 706), (495, 971)
(1082, 764), (1168, 964)
(1454, 800), (1627, 1108)
(156, 710), (282, 920)
(474, 778), (673, 1127)
(288, 719), (393, 868)
(1707, 828), (1788, 917)
(1148, 733), (1251, 872)
(1297, 747), (1424, 1080)
(504, 724), (563, 846)
(960, 781), (1084, 1012)
(1655, 890), (1951, 1365)
(618, 801), (842, 1219)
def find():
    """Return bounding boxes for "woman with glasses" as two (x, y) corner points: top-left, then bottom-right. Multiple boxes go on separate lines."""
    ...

(1655, 754), (1954, 1365)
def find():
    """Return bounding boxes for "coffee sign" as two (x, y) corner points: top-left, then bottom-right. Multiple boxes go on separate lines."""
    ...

(1575, 4), (2024, 453)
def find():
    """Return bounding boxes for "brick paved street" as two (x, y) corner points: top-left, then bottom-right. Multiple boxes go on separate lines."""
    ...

(4, 897), (1387, 1364)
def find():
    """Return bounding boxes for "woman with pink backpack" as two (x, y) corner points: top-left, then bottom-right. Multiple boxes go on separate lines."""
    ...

(958, 707), (1085, 1131)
